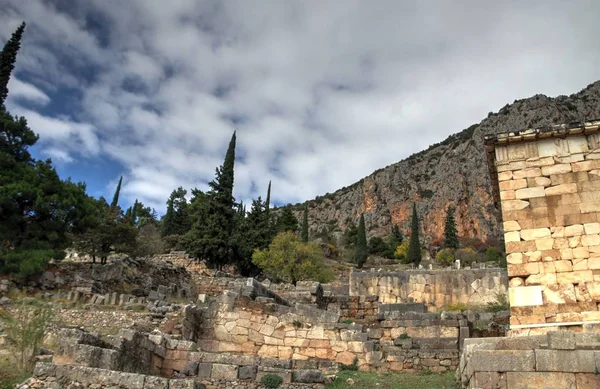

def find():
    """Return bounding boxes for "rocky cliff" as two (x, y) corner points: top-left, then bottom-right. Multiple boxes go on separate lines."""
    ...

(294, 81), (600, 245)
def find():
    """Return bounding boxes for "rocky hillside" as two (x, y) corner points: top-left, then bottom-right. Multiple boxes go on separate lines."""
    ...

(295, 81), (600, 246)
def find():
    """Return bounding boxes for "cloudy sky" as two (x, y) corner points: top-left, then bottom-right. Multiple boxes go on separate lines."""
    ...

(1, 1), (599, 213)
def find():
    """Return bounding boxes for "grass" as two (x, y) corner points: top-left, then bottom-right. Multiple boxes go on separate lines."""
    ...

(327, 371), (458, 389)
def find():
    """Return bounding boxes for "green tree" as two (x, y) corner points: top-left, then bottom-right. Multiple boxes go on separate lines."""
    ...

(355, 213), (367, 268)
(301, 204), (309, 242)
(162, 187), (191, 237)
(436, 248), (455, 266)
(0, 22), (26, 108)
(276, 205), (298, 233)
(407, 203), (422, 265)
(186, 132), (237, 269)
(252, 231), (334, 284)
(394, 241), (410, 261)
(110, 176), (122, 208)
(443, 205), (459, 249)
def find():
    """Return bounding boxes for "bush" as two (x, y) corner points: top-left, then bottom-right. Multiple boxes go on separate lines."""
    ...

(163, 234), (185, 251)
(485, 293), (510, 312)
(435, 248), (455, 266)
(134, 224), (166, 257)
(1, 301), (54, 372)
(261, 374), (283, 388)
(252, 232), (334, 284)
(0, 249), (54, 280)
(393, 242), (409, 262)
(455, 248), (481, 267)
(485, 247), (503, 262)
(445, 302), (468, 311)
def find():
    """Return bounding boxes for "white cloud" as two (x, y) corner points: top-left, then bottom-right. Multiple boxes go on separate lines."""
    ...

(7, 78), (50, 105)
(2, 0), (600, 212)
(41, 147), (74, 164)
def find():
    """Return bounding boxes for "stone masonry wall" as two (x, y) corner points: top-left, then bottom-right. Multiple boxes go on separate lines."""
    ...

(349, 269), (508, 310)
(493, 130), (600, 332)
(458, 331), (600, 388)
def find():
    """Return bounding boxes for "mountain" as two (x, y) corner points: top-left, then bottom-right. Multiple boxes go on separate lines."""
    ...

(290, 81), (600, 247)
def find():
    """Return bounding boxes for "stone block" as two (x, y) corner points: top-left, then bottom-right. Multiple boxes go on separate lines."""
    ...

(565, 224), (585, 237)
(542, 164), (572, 176)
(584, 223), (600, 235)
(169, 380), (202, 389)
(516, 186), (545, 199)
(211, 363), (238, 381)
(507, 253), (523, 264)
(144, 376), (170, 389)
(292, 370), (325, 383)
(238, 365), (257, 380)
(573, 246), (590, 259)
(557, 270), (594, 284)
(535, 238), (554, 251)
(514, 168), (542, 179)
(545, 183), (578, 196)
(498, 171), (513, 181)
(501, 190), (516, 200)
(505, 231), (520, 243)
(573, 160), (600, 172)
(504, 221), (521, 232)
(576, 373), (600, 389)
(547, 331), (576, 350)
(470, 350), (535, 372)
(197, 363), (212, 378)
(542, 284), (577, 304)
(580, 202), (600, 214)
(535, 349), (596, 372)
(502, 200), (530, 211)
(506, 372), (576, 389)
(520, 228), (551, 241)
(182, 361), (199, 376)
(506, 241), (537, 254)
(499, 179), (528, 191)
(509, 286), (542, 307)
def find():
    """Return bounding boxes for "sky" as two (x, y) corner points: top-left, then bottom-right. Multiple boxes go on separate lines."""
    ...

(1, 1), (600, 214)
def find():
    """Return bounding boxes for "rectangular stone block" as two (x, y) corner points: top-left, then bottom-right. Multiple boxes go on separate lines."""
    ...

(498, 171), (513, 181)
(557, 270), (594, 284)
(506, 241), (537, 254)
(499, 179), (528, 191)
(516, 186), (545, 199)
(509, 286), (543, 307)
(506, 372), (576, 389)
(470, 350), (535, 372)
(505, 231), (521, 243)
(211, 363), (238, 380)
(542, 164), (572, 176)
(514, 167), (542, 179)
(504, 221), (521, 232)
(520, 228), (551, 241)
(545, 183), (578, 196)
(584, 222), (600, 234)
(572, 159), (600, 172)
(535, 349), (596, 372)
(580, 202), (600, 214)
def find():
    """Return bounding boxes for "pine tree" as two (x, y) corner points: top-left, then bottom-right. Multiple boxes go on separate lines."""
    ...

(111, 176), (122, 208)
(186, 132), (237, 269)
(0, 22), (26, 108)
(277, 206), (299, 233)
(407, 203), (422, 265)
(355, 213), (367, 268)
(162, 187), (191, 237)
(301, 204), (309, 242)
(443, 205), (459, 249)
(392, 225), (403, 243)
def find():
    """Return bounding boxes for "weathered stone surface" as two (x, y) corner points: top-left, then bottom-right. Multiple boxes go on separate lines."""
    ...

(210, 363), (238, 381)
(292, 369), (325, 383)
(238, 365), (257, 380)
(547, 331), (576, 350)
(506, 372), (576, 389)
(535, 349), (596, 373)
(470, 350), (535, 372)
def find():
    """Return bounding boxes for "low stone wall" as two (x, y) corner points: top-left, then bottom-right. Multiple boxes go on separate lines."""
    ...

(349, 268), (508, 309)
(30, 362), (322, 389)
(458, 331), (600, 388)
(53, 309), (155, 332)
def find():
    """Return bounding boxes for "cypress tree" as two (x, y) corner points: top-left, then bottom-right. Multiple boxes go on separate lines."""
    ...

(131, 199), (139, 226)
(301, 204), (309, 242)
(356, 213), (367, 268)
(111, 176), (122, 208)
(185, 132), (237, 269)
(443, 205), (459, 249)
(0, 22), (26, 108)
(407, 203), (422, 265)
(265, 180), (271, 218)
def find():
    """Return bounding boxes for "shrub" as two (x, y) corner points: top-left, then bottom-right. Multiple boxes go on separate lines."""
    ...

(485, 247), (503, 263)
(252, 232), (334, 284)
(436, 248), (455, 266)
(293, 321), (302, 328)
(342, 319), (353, 325)
(398, 333), (411, 340)
(1, 301), (54, 372)
(485, 293), (510, 312)
(0, 249), (54, 280)
(455, 248), (480, 267)
(393, 242), (409, 262)
(261, 374), (283, 388)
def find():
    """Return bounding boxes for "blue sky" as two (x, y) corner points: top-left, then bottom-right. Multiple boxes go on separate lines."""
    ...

(2, 1), (600, 214)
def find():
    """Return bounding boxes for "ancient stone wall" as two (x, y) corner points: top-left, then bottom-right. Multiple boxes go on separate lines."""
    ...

(349, 269), (508, 310)
(489, 124), (600, 333)
(458, 331), (600, 388)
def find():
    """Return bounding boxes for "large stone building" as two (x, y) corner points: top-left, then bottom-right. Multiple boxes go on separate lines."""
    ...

(485, 119), (600, 334)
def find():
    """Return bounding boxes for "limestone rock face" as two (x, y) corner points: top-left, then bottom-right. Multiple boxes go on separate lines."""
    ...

(289, 81), (600, 244)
